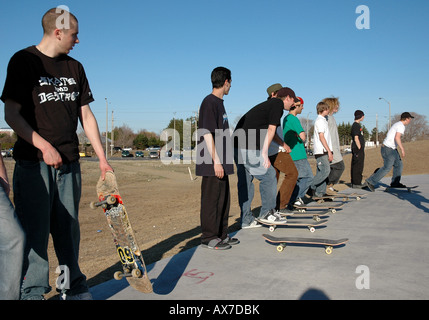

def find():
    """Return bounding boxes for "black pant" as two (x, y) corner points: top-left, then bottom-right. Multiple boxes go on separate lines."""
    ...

(328, 160), (345, 185)
(200, 175), (230, 244)
(351, 147), (365, 185)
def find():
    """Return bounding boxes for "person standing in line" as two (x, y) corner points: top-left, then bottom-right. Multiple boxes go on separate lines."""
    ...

(365, 112), (414, 191)
(308, 102), (333, 198)
(323, 97), (345, 193)
(283, 97), (314, 208)
(351, 110), (366, 188)
(196, 67), (238, 250)
(234, 87), (296, 228)
(266, 84), (298, 212)
(1, 7), (113, 300)
(0, 154), (25, 300)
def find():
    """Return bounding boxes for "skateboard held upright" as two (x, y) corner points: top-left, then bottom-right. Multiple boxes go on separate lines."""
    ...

(90, 171), (152, 293)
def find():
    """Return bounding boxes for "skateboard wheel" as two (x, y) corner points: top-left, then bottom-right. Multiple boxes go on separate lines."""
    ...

(269, 226), (276, 232)
(331, 209), (337, 214)
(89, 201), (97, 210)
(114, 271), (124, 280)
(276, 244), (285, 252)
(132, 269), (142, 278)
(107, 195), (116, 205)
(309, 227), (315, 233)
(357, 197), (361, 201)
(313, 215), (321, 222)
(325, 246), (333, 255)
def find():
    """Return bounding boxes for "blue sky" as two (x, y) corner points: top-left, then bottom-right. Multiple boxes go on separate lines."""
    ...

(1, 0), (428, 134)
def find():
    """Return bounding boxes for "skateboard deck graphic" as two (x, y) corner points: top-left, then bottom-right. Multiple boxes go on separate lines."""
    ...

(90, 171), (152, 293)
(256, 218), (328, 233)
(262, 234), (349, 255)
(293, 203), (343, 213)
(384, 185), (418, 193)
(313, 193), (366, 202)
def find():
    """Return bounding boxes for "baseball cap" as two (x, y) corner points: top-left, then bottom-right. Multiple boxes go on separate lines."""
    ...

(296, 97), (304, 105)
(401, 112), (414, 119)
(276, 87), (296, 99)
(267, 83), (282, 97)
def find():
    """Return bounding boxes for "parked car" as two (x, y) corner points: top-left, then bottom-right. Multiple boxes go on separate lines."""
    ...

(79, 152), (91, 158)
(135, 151), (144, 157)
(1, 150), (11, 157)
(149, 151), (159, 158)
(121, 150), (134, 157)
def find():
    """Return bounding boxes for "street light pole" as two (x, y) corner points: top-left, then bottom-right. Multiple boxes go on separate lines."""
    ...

(379, 97), (391, 131)
(105, 98), (108, 159)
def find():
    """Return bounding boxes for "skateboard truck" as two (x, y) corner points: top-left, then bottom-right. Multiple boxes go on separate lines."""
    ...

(114, 268), (143, 280)
(90, 195), (117, 209)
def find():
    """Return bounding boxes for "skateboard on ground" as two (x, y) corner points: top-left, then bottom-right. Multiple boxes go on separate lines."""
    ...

(293, 203), (344, 214)
(313, 193), (366, 203)
(279, 210), (330, 222)
(262, 234), (349, 255)
(90, 171), (153, 293)
(256, 218), (328, 233)
(384, 185), (418, 193)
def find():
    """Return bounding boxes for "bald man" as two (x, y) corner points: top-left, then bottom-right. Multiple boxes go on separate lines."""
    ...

(1, 7), (112, 300)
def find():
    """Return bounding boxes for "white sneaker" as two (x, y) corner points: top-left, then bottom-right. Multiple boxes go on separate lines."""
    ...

(294, 198), (304, 206)
(259, 210), (287, 224)
(61, 292), (93, 300)
(242, 220), (262, 229)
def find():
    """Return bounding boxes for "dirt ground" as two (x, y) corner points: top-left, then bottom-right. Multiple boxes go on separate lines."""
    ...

(3, 140), (428, 299)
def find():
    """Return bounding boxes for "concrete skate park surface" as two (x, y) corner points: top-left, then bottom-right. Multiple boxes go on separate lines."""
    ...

(91, 174), (429, 300)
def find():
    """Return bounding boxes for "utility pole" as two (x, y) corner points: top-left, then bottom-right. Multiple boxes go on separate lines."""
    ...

(194, 111), (198, 149)
(111, 110), (114, 156)
(173, 112), (176, 151)
(376, 113), (379, 147)
(379, 97), (391, 131)
(105, 98), (108, 159)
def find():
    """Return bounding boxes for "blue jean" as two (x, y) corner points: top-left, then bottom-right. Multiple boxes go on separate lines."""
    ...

(290, 159), (314, 203)
(13, 160), (88, 299)
(0, 186), (25, 300)
(234, 149), (277, 228)
(367, 146), (403, 186)
(310, 154), (330, 197)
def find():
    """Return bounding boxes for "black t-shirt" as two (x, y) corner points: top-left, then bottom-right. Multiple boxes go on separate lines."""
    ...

(351, 122), (365, 151)
(1, 46), (94, 163)
(195, 94), (234, 177)
(234, 98), (284, 150)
